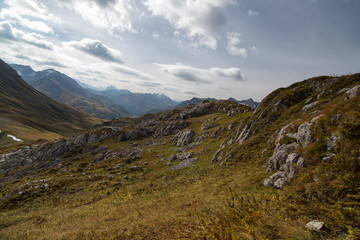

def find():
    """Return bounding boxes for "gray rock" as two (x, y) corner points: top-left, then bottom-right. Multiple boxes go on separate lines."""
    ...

(172, 129), (195, 147)
(236, 124), (251, 145)
(284, 153), (304, 180)
(297, 122), (312, 147)
(161, 120), (189, 136)
(302, 101), (319, 114)
(201, 119), (219, 132)
(296, 157), (305, 169)
(274, 178), (286, 189)
(171, 158), (196, 170)
(305, 97), (314, 104)
(330, 114), (342, 124)
(268, 143), (298, 172)
(306, 221), (324, 232)
(88, 126), (122, 143)
(345, 85), (360, 99)
(263, 171), (284, 187)
(327, 134), (339, 151)
(74, 134), (88, 146)
(92, 153), (105, 163)
(322, 153), (336, 162)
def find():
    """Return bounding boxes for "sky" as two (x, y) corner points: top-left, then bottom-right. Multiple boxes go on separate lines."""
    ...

(0, 0), (359, 101)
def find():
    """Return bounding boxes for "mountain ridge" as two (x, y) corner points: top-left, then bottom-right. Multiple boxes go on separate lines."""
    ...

(91, 87), (178, 116)
(10, 64), (130, 120)
(0, 59), (99, 142)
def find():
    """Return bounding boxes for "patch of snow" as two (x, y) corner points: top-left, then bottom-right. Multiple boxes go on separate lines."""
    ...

(7, 134), (23, 142)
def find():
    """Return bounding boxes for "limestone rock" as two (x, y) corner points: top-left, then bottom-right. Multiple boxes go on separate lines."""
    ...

(171, 158), (196, 170)
(172, 129), (195, 147)
(327, 134), (339, 151)
(322, 153), (336, 162)
(267, 143), (298, 172)
(302, 101), (319, 113)
(274, 178), (286, 189)
(297, 122), (312, 147)
(345, 85), (360, 99)
(306, 221), (324, 232)
(201, 119), (219, 132)
(263, 171), (284, 187)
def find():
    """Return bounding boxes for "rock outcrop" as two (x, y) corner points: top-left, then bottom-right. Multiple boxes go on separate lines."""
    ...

(264, 115), (323, 189)
(172, 129), (195, 147)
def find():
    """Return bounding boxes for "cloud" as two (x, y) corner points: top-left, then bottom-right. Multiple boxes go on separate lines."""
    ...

(0, 21), (54, 49)
(15, 54), (31, 60)
(184, 91), (197, 95)
(61, 0), (136, 33)
(247, 10), (259, 16)
(226, 32), (247, 58)
(2, 0), (60, 23)
(63, 38), (124, 63)
(210, 67), (244, 81)
(94, 0), (117, 8)
(145, 0), (234, 50)
(155, 63), (245, 83)
(139, 81), (163, 88)
(155, 63), (209, 83)
(1, 8), (54, 33)
(152, 32), (159, 39)
(35, 60), (66, 68)
(250, 46), (260, 54)
(113, 65), (150, 80)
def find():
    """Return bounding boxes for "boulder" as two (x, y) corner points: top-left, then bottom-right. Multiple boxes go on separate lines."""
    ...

(263, 171), (284, 187)
(283, 153), (304, 180)
(345, 85), (360, 99)
(267, 143), (298, 172)
(201, 119), (219, 132)
(172, 129), (195, 147)
(302, 101), (319, 113)
(322, 153), (336, 162)
(297, 122), (312, 147)
(171, 158), (196, 170)
(327, 133), (339, 151)
(274, 178), (286, 189)
(306, 221), (324, 232)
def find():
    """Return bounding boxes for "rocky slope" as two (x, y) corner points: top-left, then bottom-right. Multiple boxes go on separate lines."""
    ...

(10, 64), (129, 120)
(176, 97), (259, 109)
(0, 73), (359, 239)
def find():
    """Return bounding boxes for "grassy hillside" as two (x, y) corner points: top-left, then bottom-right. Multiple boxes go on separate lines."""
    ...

(0, 59), (100, 143)
(0, 73), (359, 239)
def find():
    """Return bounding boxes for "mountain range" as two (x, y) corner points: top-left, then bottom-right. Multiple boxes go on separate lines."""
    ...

(10, 64), (129, 120)
(90, 86), (178, 116)
(10, 63), (259, 119)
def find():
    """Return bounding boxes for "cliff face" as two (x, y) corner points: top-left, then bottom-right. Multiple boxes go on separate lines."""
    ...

(0, 73), (359, 239)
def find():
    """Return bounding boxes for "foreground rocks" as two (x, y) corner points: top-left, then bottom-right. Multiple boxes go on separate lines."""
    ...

(306, 221), (325, 232)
